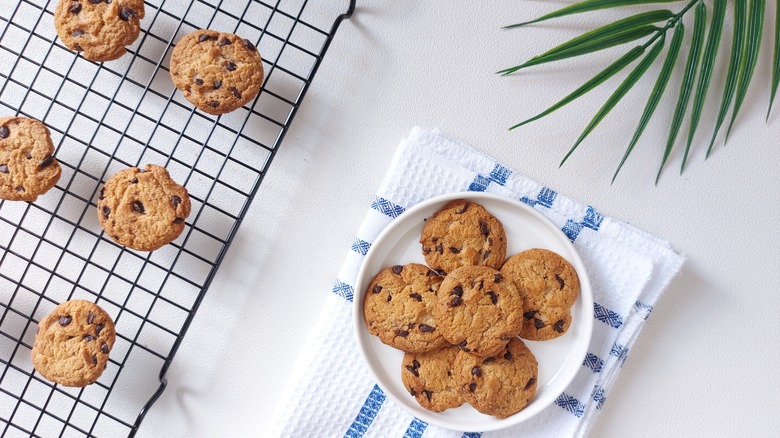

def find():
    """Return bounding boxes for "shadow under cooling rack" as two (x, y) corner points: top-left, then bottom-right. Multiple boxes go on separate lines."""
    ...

(0, 0), (355, 436)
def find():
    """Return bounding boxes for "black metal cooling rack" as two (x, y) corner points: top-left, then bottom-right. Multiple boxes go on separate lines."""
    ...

(0, 0), (354, 436)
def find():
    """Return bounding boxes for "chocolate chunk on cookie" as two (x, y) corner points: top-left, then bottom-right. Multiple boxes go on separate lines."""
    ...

(54, 0), (145, 62)
(0, 117), (62, 201)
(433, 265), (523, 357)
(500, 248), (580, 341)
(420, 199), (507, 274)
(401, 346), (464, 412)
(363, 263), (448, 353)
(454, 337), (538, 419)
(169, 29), (264, 115)
(97, 164), (191, 251)
(32, 300), (117, 387)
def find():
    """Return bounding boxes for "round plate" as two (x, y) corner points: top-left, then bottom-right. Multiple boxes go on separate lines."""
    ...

(353, 192), (593, 432)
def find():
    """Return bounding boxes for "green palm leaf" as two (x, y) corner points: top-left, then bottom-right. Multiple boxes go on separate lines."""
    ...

(509, 46), (646, 130)
(562, 36), (666, 165)
(683, 0), (727, 172)
(769, 2), (780, 118)
(657, 1), (706, 183)
(726, 0), (766, 140)
(707, 0), (747, 157)
(499, 11), (673, 75)
(613, 22), (685, 183)
(505, 0), (685, 28)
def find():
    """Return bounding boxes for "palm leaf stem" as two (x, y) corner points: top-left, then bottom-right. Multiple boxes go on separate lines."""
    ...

(769, 2), (780, 119)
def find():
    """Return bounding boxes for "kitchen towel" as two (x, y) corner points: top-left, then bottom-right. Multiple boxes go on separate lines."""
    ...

(268, 127), (684, 438)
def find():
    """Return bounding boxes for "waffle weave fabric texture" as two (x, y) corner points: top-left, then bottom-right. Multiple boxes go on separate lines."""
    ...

(268, 127), (684, 438)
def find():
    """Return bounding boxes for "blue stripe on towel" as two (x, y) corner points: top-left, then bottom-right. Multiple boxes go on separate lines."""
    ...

(403, 418), (427, 438)
(462, 433), (482, 438)
(594, 303), (623, 329)
(332, 280), (354, 302)
(344, 384), (386, 438)
(555, 392), (586, 418)
(371, 197), (405, 218)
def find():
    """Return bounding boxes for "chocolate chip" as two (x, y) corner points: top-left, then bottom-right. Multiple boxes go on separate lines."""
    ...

(405, 365), (419, 377)
(171, 195), (181, 208)
(553, 320), (565, 333)
(555, 274), (565, 289)
(194, 78), (204, 86)
(99, 187), (105, 200)
(92, 355), (98, 365)
(423, 390), (432, 401)
(523, 310), (537, 319)
(225, 61), (237, 71)
(456, 202), (469, 214)
(130, 177), (138, 184)
(452, 286), (463, 297)
(83, 334), (95, 342)
(72, 29), (84, 37)
(483, 357), (495, 363)
(90, 0), (102, 3)
(119, 7), (135, 21)
(15, 186), (24, 192)
(372, 285), (382, 294)
(449, 246), (460, 254)
(487, 291), (497, 304)
(534, 318), (545, 329)
(435, 243), (443, 254)
(244, 39), (256, 51)
(471, 366), (482, 377)
(87, 311), (94, 324)
(504, 351), (513, 360)
(0, 164), (8, 173)
(391, 265), (403, 275)
(469, 383), (477, 392)
(457, 340), (470, 352)
(0, 126), (8, 138)
(218, 37), (232, 46)
(418, 324), (435, 333)
(386, 294), (392, 302)
(408, 387), (416, 396)
(100, 342), (109, 354)
(198, 33), (213, 43)
(231, 86), (241, 99)
(38, 155), (54, 169)
(74, 44), (83, 52)
(426, 269), (439, 277)
(472, 280), (483, 290)
(397, 329), (409, 338)
(449, 296), (462, 307)
(131, 200), (145, 214)
(482, 250), (492, 260)
(58, 315), (72, 326)
(173, 217), (185, 224)
(95, 323), (104, 336)
(479, 220), (489, 236)
(409, 293), (422, 302)
(524, 377), (537, 390)
(493, 273), (502, 282)
(412, 359), (420, 369)
(207, 101), (220, 108)
(70, 3), (82, 14)
(213, 80), (222, 90)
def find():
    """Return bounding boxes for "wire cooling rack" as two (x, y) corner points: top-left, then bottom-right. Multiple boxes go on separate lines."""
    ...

(0, 0), (354, 436)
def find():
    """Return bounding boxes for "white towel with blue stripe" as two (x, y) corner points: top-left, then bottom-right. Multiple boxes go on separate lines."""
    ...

(268, 127), (684, 438)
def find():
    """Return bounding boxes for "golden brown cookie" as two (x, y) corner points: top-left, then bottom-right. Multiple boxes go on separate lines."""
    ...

(54, 0), (145, 62)
(32, 300), (116, 387)
(97, 164), (190, 251)
(401, 346), (465, 412)
(454, 337), (538, 419)
(169, 29), (264, 115)
(0, 117), (61, 202)
(500, 248), (580, 341)
(363, 263), (448, 353)
(420, 199), (507, 274)
(433, 266), (523, 357)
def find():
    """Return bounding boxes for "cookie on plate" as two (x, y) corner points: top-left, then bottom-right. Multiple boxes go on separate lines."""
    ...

(54, 0), (145, 62)
(500, 248), (580, 341)
(454, 337), (538, 419)
(97, 164), (190, 251)
(363, 263), (448, 353)
(0, 116), (61, 202)
(169, 29), (264, 115)
(401, 346), (465, 412)
(420, 199), (507, 274)
(32, 300), (116, 387)
(433, 265), (523, 357)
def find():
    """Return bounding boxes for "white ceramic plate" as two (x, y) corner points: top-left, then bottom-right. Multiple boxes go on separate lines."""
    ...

(353, 192), (593, 432)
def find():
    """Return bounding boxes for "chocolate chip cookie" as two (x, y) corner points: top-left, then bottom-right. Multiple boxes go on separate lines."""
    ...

(54, 0), (145, 62)
(420, 199), (507, 274)
(32, 300), (116, 387)
(363, 263), (448, 353)
(433, 265), (524, 357)
(500, 248), (580, 341)
(0, 116), (61, 202)
(169, 29), (264, 115)
(401, 346), (465, 412)
(455, 337), (538, 418)
(97, 164), (190, 251)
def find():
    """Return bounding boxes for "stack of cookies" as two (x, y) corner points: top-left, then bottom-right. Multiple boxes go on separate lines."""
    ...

(362, 199), (580, 419)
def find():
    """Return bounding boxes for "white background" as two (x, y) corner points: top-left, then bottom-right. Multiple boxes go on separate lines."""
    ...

(138, 1), (779, 437)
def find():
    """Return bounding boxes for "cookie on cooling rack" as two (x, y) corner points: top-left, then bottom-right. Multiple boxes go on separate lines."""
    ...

(97, 164), (191, 251)
(500, 248), (580, 341)
(0, 116), (62, 202)
(54, 0), (145, 62)
(32, 300), (117, 387)
(169, 29), (264, 115)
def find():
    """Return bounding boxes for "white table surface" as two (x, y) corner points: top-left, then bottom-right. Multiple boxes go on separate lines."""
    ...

(136, 1), (780, 437)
